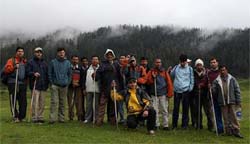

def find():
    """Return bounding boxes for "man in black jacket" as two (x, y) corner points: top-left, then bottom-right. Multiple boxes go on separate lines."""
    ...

(26, 47), (49, 123)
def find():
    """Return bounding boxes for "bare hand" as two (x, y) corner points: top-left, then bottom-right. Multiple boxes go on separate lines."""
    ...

(111, 80), (116, 88)
(91, 72), (96, 80)
(167, 66), (172, 72)
(15, 63), (20, 69)
(142, 110), (149, 117)
(34, 72), (40, 77)
(152, 71), (157, 78)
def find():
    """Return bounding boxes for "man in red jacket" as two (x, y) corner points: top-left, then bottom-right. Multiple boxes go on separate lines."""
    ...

(4, 47), (27, 122)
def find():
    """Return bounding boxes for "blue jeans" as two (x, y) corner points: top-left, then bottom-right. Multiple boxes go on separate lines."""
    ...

(117, 101), (124, 121)
(214, 99), (224, 133)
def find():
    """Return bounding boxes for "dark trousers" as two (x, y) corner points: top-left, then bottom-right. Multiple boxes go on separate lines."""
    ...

(67, 87), (85, 121)
(172, 91), (189, 128)
(127, 108), (156, 131)
(97, 92), (116, 125)
(8, 83), (27, 120)
(188, 92), (196, 126)
(193, 89), (213, 129)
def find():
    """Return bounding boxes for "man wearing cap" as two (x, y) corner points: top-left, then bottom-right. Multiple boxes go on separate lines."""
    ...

(170, 54), (194, 129)
(95, 49), (123, 126)
(192, 58), (213, 130)
(111, 77), (156, 135)
(26, 47), (49, 123)
(125, 55), (147, 88)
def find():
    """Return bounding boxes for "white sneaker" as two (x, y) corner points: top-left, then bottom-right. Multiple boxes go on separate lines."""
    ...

(148, 130), (155, 135)
(83, 120), (88, 123)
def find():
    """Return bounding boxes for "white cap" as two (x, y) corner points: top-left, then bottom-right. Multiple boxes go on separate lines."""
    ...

(34, 47), (43, 52)
(195, 59), (204, 67)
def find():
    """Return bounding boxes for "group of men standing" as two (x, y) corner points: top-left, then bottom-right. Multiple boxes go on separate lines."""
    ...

(2, 46), (243, 137)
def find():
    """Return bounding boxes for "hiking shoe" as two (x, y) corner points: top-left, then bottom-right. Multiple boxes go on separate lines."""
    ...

(14, 118), (20, 123)
(163, 127), (170, 131)
(148, 130), (155, 135)
(48, 121), (55, 124)
(234, 133), (244, 138)
(172, 126), (177, 130)
(38, 120), (45, 123)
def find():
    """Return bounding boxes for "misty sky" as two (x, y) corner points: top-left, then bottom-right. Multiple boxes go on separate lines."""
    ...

(1, 0), (250, 35)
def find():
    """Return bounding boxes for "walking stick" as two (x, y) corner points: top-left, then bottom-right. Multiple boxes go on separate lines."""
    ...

(113, 80), (119, 130)
(209, 87), (218, 136)
(13, 67), (19, 119)
(71, 88), (76, 114)
(93, 67), (96, 125)
(198, 86), (201, 129)
(154, 76), (158, 110)
(29, 78), (37, 122)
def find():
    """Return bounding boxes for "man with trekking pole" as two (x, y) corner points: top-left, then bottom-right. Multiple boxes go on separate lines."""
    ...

(83, 55), (100, 124)
(200, 57), (224, 135)
(144, 58), (174, 130)
(26, 47), (49, 123)
(3, 47), (27, 122)
(95, 49), (123, 126)
(211, 65), (243, 138)
(67, 55), (84, 121)
(192, 59), (213, 130)
(111, 77), (156, 135)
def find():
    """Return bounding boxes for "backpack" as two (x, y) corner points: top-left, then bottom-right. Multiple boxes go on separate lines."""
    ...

(1, 58), (15, 85)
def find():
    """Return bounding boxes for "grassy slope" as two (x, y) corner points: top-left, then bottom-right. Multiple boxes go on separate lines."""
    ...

(0, 79), (249, 144)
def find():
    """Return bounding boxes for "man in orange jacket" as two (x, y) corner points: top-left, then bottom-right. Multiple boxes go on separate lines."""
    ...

(145, 58), (174, 130)
(4, 47), (27, 122)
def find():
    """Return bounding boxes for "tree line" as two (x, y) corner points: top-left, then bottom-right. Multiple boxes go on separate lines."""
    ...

(1, 25), (249, 78)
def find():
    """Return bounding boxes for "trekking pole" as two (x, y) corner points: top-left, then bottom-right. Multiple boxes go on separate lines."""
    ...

(13, 66), (19, 119)
(198, 86), (201, 129)
(93, 67), (96, 125)
(209, 87), (218, 136)
(71, 88), (76, 115)
(29, 78), (37, 122)
(154, 75), (158, 110)
(113, 80), (119, 130)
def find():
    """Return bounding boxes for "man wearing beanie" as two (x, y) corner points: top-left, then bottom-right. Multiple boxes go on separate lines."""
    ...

(192, 58), (213, 130)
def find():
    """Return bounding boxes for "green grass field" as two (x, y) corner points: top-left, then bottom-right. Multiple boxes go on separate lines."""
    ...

(0, 79), (249, 144)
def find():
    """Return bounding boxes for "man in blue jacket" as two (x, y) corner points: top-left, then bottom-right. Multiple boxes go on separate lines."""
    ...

(26, 47), (49, 123)
(48, 47), (72, 123)
(170, 54), (194, 129)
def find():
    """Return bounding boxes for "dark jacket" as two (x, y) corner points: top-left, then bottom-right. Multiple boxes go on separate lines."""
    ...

(26, 57), (49, 91)
(212, 74), (241, 106)
(193, 68), (208, 92)
(96, 60), (122, 95)
(48, 57), (72, 87)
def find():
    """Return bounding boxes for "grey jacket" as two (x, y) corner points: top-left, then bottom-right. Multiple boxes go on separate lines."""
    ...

(212, 74), (241, 106)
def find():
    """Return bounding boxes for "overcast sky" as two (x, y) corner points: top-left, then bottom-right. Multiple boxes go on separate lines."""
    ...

(0, 0), (250, 36)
